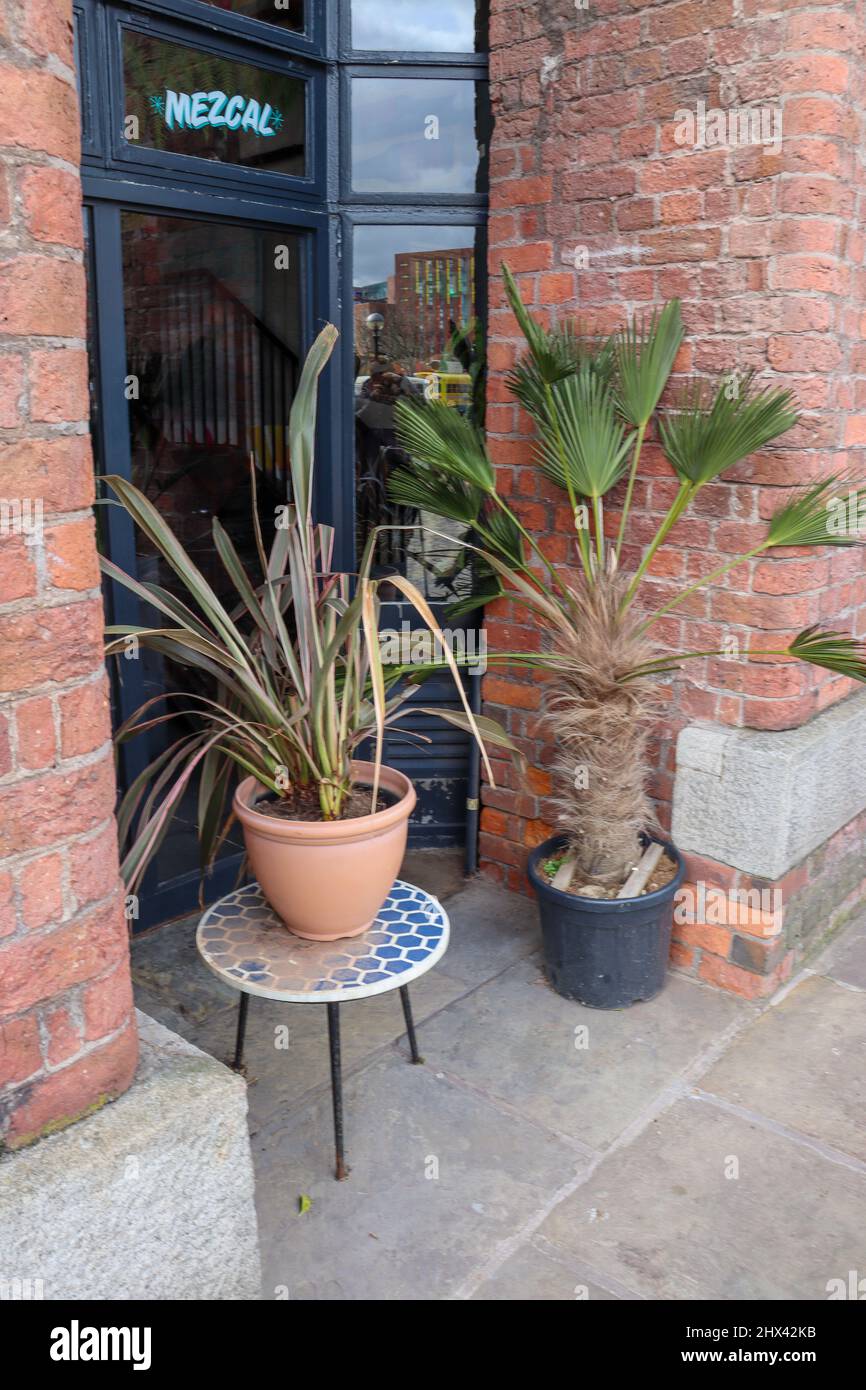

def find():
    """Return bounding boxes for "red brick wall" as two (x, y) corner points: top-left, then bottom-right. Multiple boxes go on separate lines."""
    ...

(0, 1), (137, 1148)
(481, 1), (866, 976)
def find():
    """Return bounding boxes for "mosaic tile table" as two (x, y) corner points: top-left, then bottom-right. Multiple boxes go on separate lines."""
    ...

(196, 880), (451, 1179)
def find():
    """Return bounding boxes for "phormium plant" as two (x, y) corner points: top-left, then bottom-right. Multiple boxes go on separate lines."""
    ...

(102, 324), (516, 893)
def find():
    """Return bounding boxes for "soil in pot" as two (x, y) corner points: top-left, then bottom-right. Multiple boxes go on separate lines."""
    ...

(539, 850), (679, 900)
(254, 784), (398, 823)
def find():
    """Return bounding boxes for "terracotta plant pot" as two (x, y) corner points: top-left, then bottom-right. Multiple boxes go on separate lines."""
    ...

(233, 761), (416, 941)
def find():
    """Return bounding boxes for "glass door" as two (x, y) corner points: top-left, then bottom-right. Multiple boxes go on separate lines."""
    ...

(87, 200), (322, 928)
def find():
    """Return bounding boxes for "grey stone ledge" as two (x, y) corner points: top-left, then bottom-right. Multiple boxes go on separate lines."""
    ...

(0, 1011), (262, 1301)
(672, 688), (866, 881)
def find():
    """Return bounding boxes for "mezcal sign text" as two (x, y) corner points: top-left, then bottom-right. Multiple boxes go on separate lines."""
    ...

(151, 89), (284, 138)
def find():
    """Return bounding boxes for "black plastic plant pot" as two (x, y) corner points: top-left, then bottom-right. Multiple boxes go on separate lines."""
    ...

(527, 834), (686, 1009)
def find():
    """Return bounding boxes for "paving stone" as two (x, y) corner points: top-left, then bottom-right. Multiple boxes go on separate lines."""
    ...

(813, 912), (866, 991)
(701, 974), (866, 1161)
(191, 967), (467, 1126)
(434, 878), (539, 987)
(470, 1240), (622, 1301)
(254, 1054), (583, 1301)
(132, 914), (237, 1035)
(537, 1096), (866, 1301)
(413, 958), (748, 1149)
(402, 847), (467, 902)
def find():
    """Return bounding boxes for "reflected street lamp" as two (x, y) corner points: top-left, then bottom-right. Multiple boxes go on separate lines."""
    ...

(366, 311), (384, 363)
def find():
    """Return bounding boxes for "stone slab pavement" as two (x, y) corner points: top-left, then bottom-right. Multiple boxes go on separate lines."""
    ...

(132, 858), (866, 1301)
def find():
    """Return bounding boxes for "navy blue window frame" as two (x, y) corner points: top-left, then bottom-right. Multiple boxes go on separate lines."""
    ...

(77, 0), (490, 924)
(97, 5), (325, 202)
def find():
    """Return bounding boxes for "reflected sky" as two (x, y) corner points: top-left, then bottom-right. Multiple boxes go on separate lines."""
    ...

(352, 0), (479, 52)
(352, 79), (485, 194)
(353, 224), (478, 288)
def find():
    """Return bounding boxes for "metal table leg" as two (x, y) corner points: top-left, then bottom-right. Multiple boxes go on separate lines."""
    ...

(232, 992), (249, 1074)
(327, 1002), (347, 1181)
(400, 985), (423, 1065)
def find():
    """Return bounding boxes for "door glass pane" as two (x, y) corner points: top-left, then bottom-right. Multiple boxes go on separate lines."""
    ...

(121, 212), (304, 895)
(198, 0), (304, 32)
(351, 78), (489, 194)
(352, 0), (484, 52)
(123, 31), (306, 177)
(354, 225), (482, 607)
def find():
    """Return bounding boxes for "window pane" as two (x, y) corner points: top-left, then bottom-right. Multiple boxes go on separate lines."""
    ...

(352, 0), (484, 52)
(198, 0), (304, 32)
(354, 225), (482, 606)
(121, 211), (304, 894)
(351, 78), (488, 194)
(123, 31), (306, 177)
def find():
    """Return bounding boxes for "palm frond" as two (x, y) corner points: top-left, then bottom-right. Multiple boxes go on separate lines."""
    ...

(394, 398), (495, 493)
(786, 626), (866, 681)
(766, 476), (865, 549)
(483, 506), (526, 567)
(615, 300), (684, 428)
(660, 373), (799, 488)
(387, 463), (485, 526)
(537, 367), (634, 499)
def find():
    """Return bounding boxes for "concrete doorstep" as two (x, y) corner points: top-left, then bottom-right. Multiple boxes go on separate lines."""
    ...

(0, 1013), (261, 1301)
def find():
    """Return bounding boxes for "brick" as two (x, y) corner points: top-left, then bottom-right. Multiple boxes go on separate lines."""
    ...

(0, 538), (38, 605)
(0, 869), (13, 938)
(3, 1019), (138, 1149)
(492, 176), (552, 208)
(729, 932), (787, 976)
(0, 599), (105, 695)
(0, 756), (117, 858)
(46, 517), (100, 593)
(673, 920), (732, 959)
(45, 1005), (82, 1066)
(19, 166), (84, 248)
(669, 941), (695, 971)
(483, 675), (542, 711)
(68, 820), (121, 911)
(82, 959), (135, 1043)
(17, 851), (64, 930)
(0, 895), (128, 1014)
(698, 952), (779, 1000)
(29, 348), (89, 423)
(15, 694), (56, 770)
(0, 1013), (41, 1087)
(19, 0), (75, 62)
(0, 437), (94, 514)
(0, 256), (86, 338)
(0, 65), (80, 162)
(0, 354), (25, 427)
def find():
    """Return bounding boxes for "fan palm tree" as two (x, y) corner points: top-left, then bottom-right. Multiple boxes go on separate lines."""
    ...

(390, 266), (866, 888)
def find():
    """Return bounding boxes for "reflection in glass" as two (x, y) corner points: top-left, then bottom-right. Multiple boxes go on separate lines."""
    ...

(351, 79), (488, 194)
(123, 32), (306, 176)
(198, 0), (304, 31)
(121, 212), (303, 890)
(352, 0), (486, 52)
(353, 225), (482, 607)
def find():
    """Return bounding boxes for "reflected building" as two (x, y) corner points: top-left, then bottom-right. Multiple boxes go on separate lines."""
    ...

(355, 246), (476, 372)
